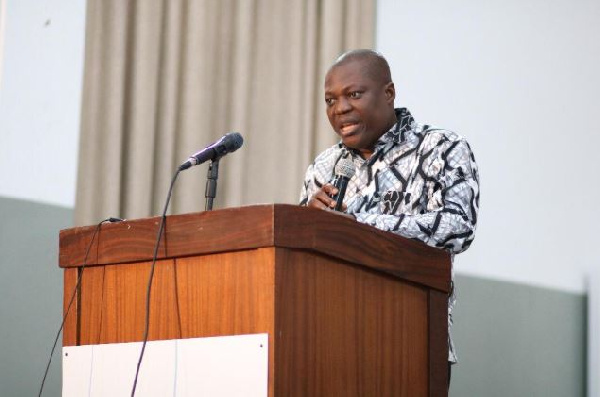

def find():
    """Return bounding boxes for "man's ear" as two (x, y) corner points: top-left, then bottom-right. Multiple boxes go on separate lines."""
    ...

(384, 82), (395, 104)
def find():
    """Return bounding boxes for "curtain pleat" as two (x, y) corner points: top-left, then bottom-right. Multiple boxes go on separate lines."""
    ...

(75, 0), (375, 225)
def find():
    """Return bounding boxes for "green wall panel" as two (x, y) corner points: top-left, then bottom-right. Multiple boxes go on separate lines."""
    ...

(0, 197), (73, 397)
(451, 275), (587, 396)
(0, 197), (587, 396)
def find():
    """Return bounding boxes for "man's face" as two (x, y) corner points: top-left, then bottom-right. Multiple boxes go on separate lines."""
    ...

(324, 60), (395, 158)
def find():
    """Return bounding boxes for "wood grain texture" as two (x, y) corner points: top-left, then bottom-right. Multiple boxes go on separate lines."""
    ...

(274, 248), (429, 396)
(59, 205), (450, 292)
(173, 250), (275, 339)
(274, 206), (451, 292)
(429, 289), (449, 397)
(59, 207), (451, 395)
(59, 206), (273, 268)
(62, 268), (78, 347)
(175, 249), (276, 396)
(69, 250), (276, 346)
(64, 249), (277, 396)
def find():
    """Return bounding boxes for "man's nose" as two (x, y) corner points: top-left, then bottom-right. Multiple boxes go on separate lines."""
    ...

(334, 97), (352, 114)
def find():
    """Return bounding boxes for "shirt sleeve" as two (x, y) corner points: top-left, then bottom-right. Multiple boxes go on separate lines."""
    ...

(299, 163), (315, 206)
(354, 140), (479, 254)
(299, 146), (343, 206)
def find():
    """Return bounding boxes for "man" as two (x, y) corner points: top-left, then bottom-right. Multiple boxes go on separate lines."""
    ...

(299, 49), (480, 384)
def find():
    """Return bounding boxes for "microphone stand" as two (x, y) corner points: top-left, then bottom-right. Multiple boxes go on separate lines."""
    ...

(204, 159), (220, 211)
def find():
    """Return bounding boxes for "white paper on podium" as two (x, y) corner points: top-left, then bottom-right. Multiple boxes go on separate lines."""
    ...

(62, 333), (268, 397)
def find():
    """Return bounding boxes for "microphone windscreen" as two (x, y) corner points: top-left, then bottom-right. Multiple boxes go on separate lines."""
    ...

(335, 158), (356, 179)
(223, 132), (244, 152)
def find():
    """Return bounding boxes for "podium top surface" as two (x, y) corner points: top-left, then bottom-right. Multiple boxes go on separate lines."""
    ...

(59, 204), (450, 292)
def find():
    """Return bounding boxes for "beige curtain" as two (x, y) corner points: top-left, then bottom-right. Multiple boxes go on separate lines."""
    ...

(75, 0), (375, 226)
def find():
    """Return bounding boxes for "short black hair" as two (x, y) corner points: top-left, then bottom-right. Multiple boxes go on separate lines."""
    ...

(330, 49), (392, 85)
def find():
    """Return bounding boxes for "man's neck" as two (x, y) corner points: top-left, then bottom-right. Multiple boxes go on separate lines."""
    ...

(358, 148), (374, 160)
(359, 112), (398, 159)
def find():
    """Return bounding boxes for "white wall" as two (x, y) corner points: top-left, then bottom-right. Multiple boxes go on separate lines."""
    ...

(0, 2), (85, 394)
(377, 0), (600, 294)
(0, 0), (86, 208)
(0, 0), (6, 86)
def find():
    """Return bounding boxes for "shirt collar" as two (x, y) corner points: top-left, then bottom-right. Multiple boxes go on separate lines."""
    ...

(341, 108), (415, 165)
(377, 107), (415, 146)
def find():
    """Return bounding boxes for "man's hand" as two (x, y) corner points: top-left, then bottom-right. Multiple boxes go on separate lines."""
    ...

(306, 183), (348, 212)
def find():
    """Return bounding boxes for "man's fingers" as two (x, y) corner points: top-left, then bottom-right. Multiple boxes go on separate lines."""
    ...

(310, 191), (335, 209)
(307, 184), (338, 209)
(322, 184), (339, 208)
(322, 183), (339, 196)
(307, 196), (326, 209)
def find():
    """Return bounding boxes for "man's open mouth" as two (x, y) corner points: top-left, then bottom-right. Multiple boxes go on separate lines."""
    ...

(340, 121), (360, 135)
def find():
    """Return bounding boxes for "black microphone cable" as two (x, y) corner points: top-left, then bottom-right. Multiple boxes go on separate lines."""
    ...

(130, 168), (181, 397)
(131, 137), (243, 394)
(40, 136), (241, 396)
(38, 216), (124, 397)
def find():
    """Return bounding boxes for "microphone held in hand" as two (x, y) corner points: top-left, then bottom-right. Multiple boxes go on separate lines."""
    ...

(179, 132), (244, 171)
(331, 158), (356, 211)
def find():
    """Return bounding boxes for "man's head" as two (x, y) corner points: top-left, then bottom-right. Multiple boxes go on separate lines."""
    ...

(324, 49), (397, 159)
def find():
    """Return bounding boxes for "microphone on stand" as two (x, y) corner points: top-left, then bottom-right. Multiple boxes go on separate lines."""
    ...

(131, 131), (244, 395)
(330, 158), (356, 212)
(179, 132), (244, 171)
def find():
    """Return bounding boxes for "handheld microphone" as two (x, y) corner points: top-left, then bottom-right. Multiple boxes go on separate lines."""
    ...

(331, 158), (356, 211)
(179, 132), (244, 171)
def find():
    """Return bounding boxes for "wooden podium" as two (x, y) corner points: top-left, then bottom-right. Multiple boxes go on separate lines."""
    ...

(59, 204), (451, 396)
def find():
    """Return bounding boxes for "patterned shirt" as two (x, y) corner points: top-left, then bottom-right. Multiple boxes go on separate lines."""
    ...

(299, 108), (480, 363)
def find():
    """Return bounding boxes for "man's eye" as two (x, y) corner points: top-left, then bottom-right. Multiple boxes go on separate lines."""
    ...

(349, 91), (362, 99)
(325, 98), (335, 106)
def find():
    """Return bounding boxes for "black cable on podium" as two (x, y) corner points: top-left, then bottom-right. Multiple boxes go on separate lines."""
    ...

(130, 168), (180, 397)
(131, 132), (243, 396)
(38, 217), (124, 397)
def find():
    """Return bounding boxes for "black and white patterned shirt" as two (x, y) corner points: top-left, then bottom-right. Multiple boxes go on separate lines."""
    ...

(300, 108), (480, 363)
